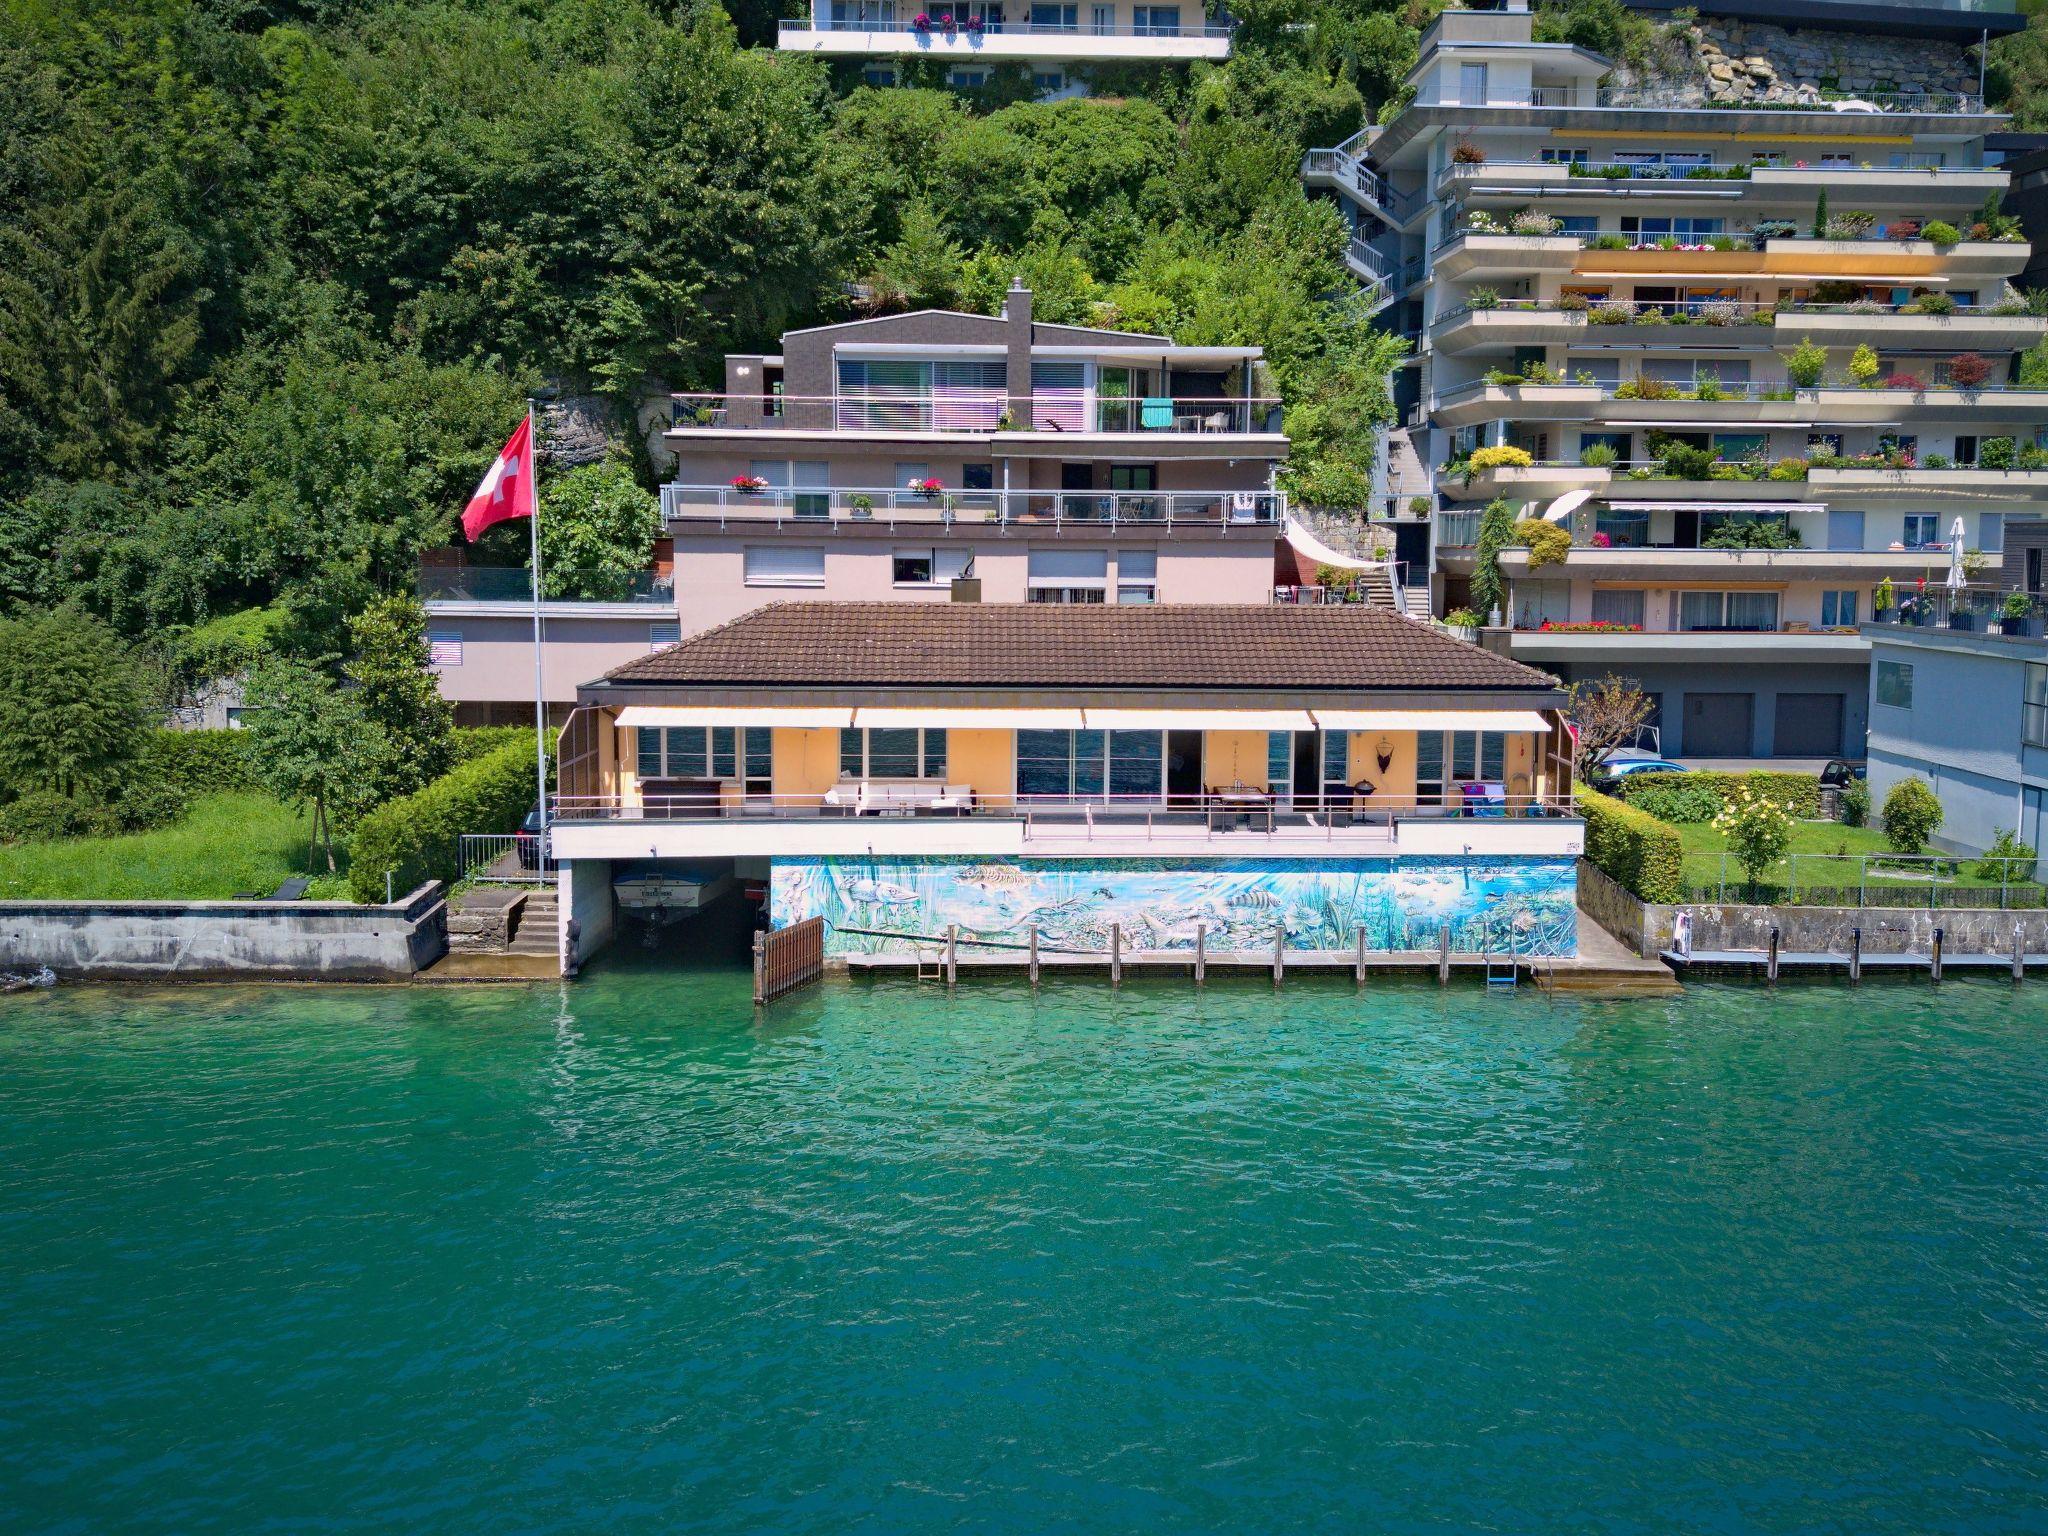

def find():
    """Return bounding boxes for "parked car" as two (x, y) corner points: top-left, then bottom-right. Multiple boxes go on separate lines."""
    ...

(1819, 759), (1867, 789)
(515, 804), (550, 870)
(1588, 754), (1690, 794)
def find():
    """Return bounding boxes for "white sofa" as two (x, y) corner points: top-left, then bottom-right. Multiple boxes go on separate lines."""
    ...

(824, 779), (976, 815)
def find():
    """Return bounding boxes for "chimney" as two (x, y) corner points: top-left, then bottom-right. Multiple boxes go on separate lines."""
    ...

(949, 576), (982, 602)
(1005, 279), (1034, 430)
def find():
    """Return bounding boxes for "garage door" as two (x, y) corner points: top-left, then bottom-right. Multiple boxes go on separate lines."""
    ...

(1685, 693), (1754, 757)
(1773, 693), (1843, 758)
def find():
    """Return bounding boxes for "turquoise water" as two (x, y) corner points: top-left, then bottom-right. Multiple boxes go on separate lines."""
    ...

(3, 962), (2046, 1534)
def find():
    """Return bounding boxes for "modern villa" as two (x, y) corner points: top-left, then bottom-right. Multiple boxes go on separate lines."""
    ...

(775, 3), (1231, 98)
(424, 284), (1405, 723)
(1305, 0), (2047, 759)
(546, 601), (1584, 970)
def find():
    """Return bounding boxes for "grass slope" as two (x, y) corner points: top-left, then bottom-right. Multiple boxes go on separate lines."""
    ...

(0, 794), (346, 901)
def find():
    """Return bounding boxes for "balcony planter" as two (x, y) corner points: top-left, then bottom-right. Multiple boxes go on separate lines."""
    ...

(1948, 613), (1976, 631)
(848, 494), (875, 521)
(2000, 615), (2036, 637)
(729, 475), (768, 495)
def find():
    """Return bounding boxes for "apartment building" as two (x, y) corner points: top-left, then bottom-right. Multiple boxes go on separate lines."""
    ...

(1305, 0), (2047, 759)
(776, 2), (1229, 97)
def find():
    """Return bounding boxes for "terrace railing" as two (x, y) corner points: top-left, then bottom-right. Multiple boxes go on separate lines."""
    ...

(660, 484), (1286, 526)
(419, 567), (674, 603)
(778, 16), (1234, 39)
(1684, 853), (2045, 909)
(670, 392), (1283, 435)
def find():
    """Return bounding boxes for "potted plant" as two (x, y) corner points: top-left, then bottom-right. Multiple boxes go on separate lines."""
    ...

(1451, 141), (1486, 165)
(2001, 590), (2036, 636)
(730, 474), (768, 494)
(1443, 607), (1482, 640)
(912, 11), (932, 32)
(909, 476), (945, 500)
(848, 493), (875, 520)
(1946, 351), (1994, 391)
(1873, 576), (1896, 619)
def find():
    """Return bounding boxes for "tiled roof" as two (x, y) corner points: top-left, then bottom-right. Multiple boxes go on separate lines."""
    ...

(595, 603), (1559, 693)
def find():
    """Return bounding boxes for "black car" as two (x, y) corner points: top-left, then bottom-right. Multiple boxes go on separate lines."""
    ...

(1819, 759), (1867, 789)
(514, 804), (550, 870)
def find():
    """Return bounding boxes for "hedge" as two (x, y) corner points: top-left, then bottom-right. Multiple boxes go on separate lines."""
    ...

(450, 724), (542, 765)
(135, 729), (258, 797)
(1617, 770), (1820, 819)
(1577, 784), (1684, 903)
(345, 740), (541, 904)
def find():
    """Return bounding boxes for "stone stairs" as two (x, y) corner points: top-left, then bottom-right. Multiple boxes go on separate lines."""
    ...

(447, 884), (557, 958)
(1382, 427), (1431, 505)
(507, 890), (559, 957)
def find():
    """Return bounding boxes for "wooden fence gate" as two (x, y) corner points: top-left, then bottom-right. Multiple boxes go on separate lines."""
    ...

(753, 917), (825, 1005)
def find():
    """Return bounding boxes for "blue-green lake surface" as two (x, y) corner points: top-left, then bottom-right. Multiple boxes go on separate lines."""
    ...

(4, 960), (2047, 1534)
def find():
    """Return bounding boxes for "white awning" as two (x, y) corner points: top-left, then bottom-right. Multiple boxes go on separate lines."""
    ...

(1313, 709), (1553, 733)
(1604, 500), (1816, 513)
(853, 707), (1087, 729)
(1543, 488), (1595, 524)
(615, 706), (853, 729)
(1083, 709), (1317, 731)
(1283, 518), (1385, 574)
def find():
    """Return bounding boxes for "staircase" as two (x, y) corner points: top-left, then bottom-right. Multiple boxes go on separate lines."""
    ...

(1382, 427), (1430, 505)
(507, 889), (559, 958)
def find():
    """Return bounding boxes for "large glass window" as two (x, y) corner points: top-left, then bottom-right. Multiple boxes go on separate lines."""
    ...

(1679, 591), (1780, 632)
(837, 727), (947, 779)
(2024, 663), (2048, 748)
(1904, 514), (1941, 548)
(1876, 660), (1915, 710)
(1015, 730), (1161, 801)
(1590, 589), (1646, 627)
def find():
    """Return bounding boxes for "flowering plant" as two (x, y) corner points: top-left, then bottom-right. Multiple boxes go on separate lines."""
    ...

(912, 11), (931, 30)
(1537, 619), (1639, 632)
(1589, 531), (1612, 548)
(730, 474), (768, 493)
(966, 11), (983, 29)
(1713, 781), (1795, 889)
(908, 476), (945, 497)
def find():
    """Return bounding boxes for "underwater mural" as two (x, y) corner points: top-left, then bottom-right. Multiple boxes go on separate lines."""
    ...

(770, 856), (1578, 958)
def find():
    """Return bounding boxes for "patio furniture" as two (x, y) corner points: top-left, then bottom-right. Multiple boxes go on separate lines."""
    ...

(844, 779), (977, 816)
(261, 878), (312, 902)
(1208, 784), (1275, 832)
(1459, 782), (1508, 818)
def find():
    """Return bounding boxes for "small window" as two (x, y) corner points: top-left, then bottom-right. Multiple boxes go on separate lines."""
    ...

(893, 550), (935, 585)
(1116, 549), (1158, 605)
(1876, 660), (1914, 710)
(744, 545), (826, 586)
(427, 629), (463, 667)
(2025, 663), (2048, 749)
(862, 65), (896, 87)
(1820, 590), (1860, 627)
(1981, 514), (2004, 553)
(1903, 515), (1940, 549)
(649, 620), (681, 650)
(1033, 71), (1064, 95)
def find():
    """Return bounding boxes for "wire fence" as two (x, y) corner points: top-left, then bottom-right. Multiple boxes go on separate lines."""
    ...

(1684, 853), (2046, 909)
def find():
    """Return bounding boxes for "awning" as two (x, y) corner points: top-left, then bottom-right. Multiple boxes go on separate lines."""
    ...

(1603, 500), (1816, 513)
(853, 707), (1087, 729)
(615, 706), (852, 728)
(1082, 709), (1316, 731)
(1543, 488), (1595, 524)
(1312, 709), (1553, 733)
(1282, 517), (1385, 574)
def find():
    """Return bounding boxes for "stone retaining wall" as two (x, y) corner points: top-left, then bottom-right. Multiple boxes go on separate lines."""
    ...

(1613, 20), (1975, 108)
(0, 883), (447, 982)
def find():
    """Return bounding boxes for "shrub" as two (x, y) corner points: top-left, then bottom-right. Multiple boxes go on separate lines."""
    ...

(134, 730), (257, 799)
(1883, 372), (1924, 391)
(1451, 140), (1485, 164)
(1977, 436), (2018, 470)
(451, 725), (539, 764)
(1618, 771), (1821, 819)
(0, 607), (153, 803)
(1468, 444), (1534, 472)
(1509, 209), (1559, 235)
(1784, 338), (1828, 388)
(1849, 343), (1880, 386)
(1514, 516), (1572, 567)
(1579, 442), (1618, 468)
(1825, 210), (1876, 240)
(1839, 777), (1870, 827)
(1469, 496), (1517, 619)
(1973, 829), (2038, 883)
(1945, 351), (1993, 390)
(1887, 218), (1921, 240)
(1881, 776), (1943, 854)
(1614, 374), (1677, 400)
(0, 790), (99, 845)
(1588, 299), (1637, 325)
(1627, 781), (1722, 823)
(1577, 785), (1684, 903)
(1444, 607), (1482, 629)
(1466, 286), (1502, 310)
(1556, 291), (1590, 313)
(345, 740), (545, 904)
(1654, 441), (1714, 481)
(1922, 219), (1960, 247)
(1908, 290), (1955, 316)
(1768, 457), (1809, 482)
(1714, 780), (1796, 888)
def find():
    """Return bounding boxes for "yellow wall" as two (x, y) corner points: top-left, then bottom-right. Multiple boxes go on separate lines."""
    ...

(1506, 733), (1537, 804)
(947, 729), (1016, 808)
(1204, 730), (1272, 789)
(772, 727), (843, 799)
(1348, 731), (1417, 806)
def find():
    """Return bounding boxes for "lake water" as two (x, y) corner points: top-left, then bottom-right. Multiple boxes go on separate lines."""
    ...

(4, 959), (2046, 1534)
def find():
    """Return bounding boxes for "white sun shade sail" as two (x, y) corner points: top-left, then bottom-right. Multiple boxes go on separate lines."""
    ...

(1082, 709), (1317, 731)
(1312, 709), (1552, 733)
(615, 706), (853, 729)
(853, 707), (1087, 729)
(1282, 518), (1384, 574)
(1542, 488), (1595, 524)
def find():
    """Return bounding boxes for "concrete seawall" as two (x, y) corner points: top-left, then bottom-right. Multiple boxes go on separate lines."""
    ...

(0, 883), (447, 982)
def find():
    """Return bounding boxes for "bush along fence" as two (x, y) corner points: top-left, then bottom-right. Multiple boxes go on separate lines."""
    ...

(345, 739), (547, 905)
(1576, 785), (1684, 904)
(1681, 853), (2045, 909)
(1616, 771), (1821, 820)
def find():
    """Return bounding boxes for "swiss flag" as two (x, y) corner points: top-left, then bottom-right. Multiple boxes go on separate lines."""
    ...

(461, 417), (536, 541)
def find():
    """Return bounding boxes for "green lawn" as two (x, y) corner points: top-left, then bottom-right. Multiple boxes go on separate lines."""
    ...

(1675, 819), (2037, 900)
(0, 793), (350, 901)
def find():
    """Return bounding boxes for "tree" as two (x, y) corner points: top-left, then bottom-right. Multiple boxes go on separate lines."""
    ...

(1882, 776), (1944, 855)
(1469, 496), (1517, 621)
(526, 457), (664, 601)
(241, 657), (386, 871)
(1565, 675), (1653, 778)
(0, 606), (152, 802)
(345, 594), (454, 803)
(1713, 779), (1795, 892)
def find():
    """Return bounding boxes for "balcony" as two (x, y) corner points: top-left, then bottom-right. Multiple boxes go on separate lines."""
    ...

(1810, 466), (2048, 492)
(1430, 298), (2044, 356)
(1506, 626), (1870, 664)
(418, 566), (674, 604)
(1421, 83), (1989, 116)
(1428, 378), (2048, 429)
(1431, 232), (1583, 281)
(775, 13), (1231, 61)
(659, 483), (1286, 527)
(1773, 308), (2048, 352)
(669, 392), (1284, 437)
(1435, 462), (1612, 503)
(1442, 161), (2008, 205)
(1300, 146), (1422, 225)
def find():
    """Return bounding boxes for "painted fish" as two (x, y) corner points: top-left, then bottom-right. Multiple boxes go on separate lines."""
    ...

(845, 878), (920, 906)
(1227, 889), (1283, 910)
(955, 864), (1032, 889)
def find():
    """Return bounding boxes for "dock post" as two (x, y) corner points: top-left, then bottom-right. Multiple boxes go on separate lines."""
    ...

(752, 931), (766, 1007)
(1273, 923), (1284, 986)
(2015, 925), (2026, 983)
(1354, 925), (1367, 987)
(1438, 925), (1451, 986)
(1028, 926), (1040, 986)
(945, 924), (957, 989)
(1110, 922), (1122, 987)
(1849, 925), (1862, 984)
(1767, 926), (1779, 984)
(1194, 922), (1206, 985)
(1931, 926), (1943, 983)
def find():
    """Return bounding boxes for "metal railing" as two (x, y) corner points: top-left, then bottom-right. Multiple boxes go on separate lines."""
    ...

(419, 567), (674, 603)
(670, 392), (1282, 435)
(1434, 378), (2048, 407)
(1684, 853), (2044, 909)
(778, 15), (1234, 39)
(1430, 84), (1991, 114)
(659, 484), (1285, 526)
(552, 788), (1581, 830)
(1868, 586), (2048, 633)
(458, 832), (554, 884)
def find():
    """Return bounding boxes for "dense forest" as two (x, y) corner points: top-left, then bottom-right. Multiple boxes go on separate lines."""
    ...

(3, 0), (2044, 664)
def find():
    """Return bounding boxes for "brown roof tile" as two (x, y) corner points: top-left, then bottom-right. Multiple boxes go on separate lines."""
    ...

(593, 603), (1559, 694)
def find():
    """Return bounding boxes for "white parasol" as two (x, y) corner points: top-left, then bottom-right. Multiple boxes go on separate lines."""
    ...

(1946, 516), (1967, 597)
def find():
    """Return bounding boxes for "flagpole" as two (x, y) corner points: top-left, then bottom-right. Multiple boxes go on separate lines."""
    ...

(528, 398), (548, 837)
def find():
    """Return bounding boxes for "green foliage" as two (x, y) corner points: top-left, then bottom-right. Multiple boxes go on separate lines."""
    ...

(1513, 516), (1572, 568)
(1713, 780), (1796, 887)
(1921, 219), (1960, 247)
(344, 594), (455, 805)
(1974, 830), (2038, 882)
(135, 730), (258, 799)
(1702, 518), (1802, 550)
(0, 792), (335, 900)
(1533, 0), (1677, 71)
(1626, 781), (1723, 824)
(1784, 337), (1828, 388)
(240, 656), (386, 869)
(0, 607), (152, 802)
(1576, 785), (1684, 903)
(1881, 776), (1944, 854)
(1469, 496), (1517, 620)
(1840, 777), (1871, 828)
(1618, 771), (1821, 819)
(527, 456), (663, 600)
(346, 740), (544, 904)
(1849, 343), (1881, 385)
(451, 725), (542, 765)
(172, 607), (288, 685)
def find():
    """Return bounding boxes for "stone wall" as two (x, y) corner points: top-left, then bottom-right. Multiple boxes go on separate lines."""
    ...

(1670, 902), (2048, 958)
(1614, 20), (1976, 108)
(0, 883), (447, 981)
